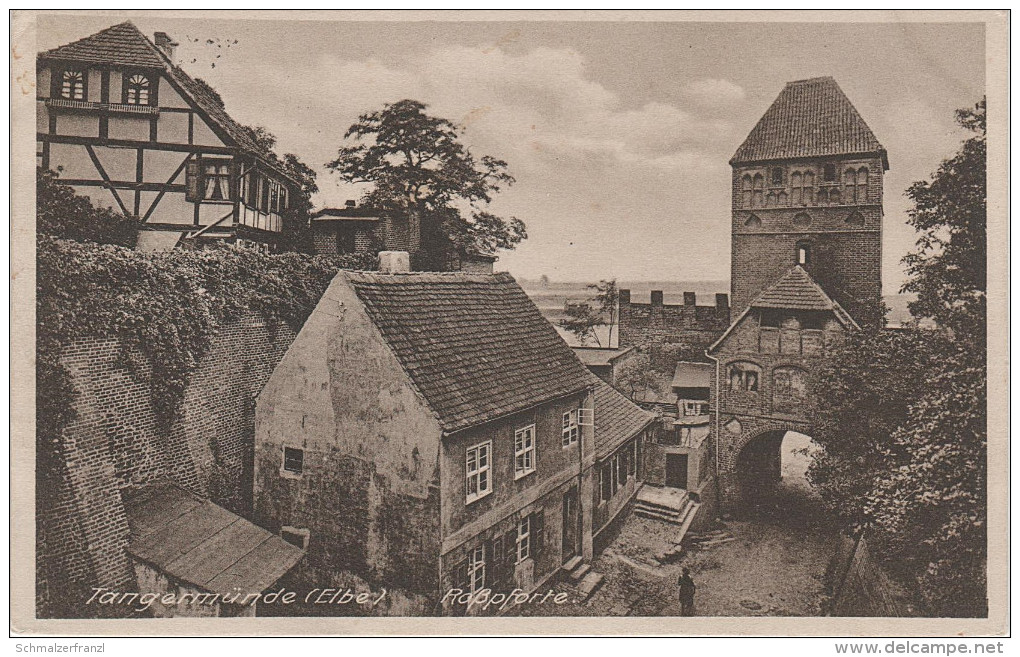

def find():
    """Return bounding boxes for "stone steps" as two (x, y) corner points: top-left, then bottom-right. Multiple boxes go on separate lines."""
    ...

(576, 571), (605, 601)
(569, 562), (591, 581)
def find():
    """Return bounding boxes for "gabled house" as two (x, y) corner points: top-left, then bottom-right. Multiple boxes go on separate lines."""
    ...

(37, 21), (301, 251)
(708, 264), (859, 509)
(254, 255), (600, 614)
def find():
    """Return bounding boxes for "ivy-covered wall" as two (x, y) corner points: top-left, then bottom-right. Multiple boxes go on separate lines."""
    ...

(36, 236), (375, 618)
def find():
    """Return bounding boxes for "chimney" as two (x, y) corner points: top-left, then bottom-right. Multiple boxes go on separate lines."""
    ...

(345, 200), (357, 208)
(650, 290), (663, 306)
(715, 293), (730, 309)
(378, 251), (410, 274)
(154, 32), (178, 63)
(683, 291), (697, 306)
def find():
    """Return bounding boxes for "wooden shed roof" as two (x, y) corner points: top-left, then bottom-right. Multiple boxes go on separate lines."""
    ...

(125, 485), (303, 597)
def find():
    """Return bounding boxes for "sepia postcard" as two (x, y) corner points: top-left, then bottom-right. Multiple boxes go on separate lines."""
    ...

(9, 9), (1009, 639)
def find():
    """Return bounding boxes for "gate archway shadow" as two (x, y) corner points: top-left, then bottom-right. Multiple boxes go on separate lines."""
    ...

(735, 430), (830, 530)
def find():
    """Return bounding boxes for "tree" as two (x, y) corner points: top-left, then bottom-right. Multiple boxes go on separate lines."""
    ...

(326, 99), (526, 270)
(902, 98), (986, 343)
(614, 353), (659, 401)
(809, 99), (988, 616)
(588, 279), (619, 347)
(559, 301), (603, 346)
(36, 167), (137, 246)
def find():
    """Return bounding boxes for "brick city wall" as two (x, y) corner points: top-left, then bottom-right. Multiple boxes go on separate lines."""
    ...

(617, 290), (730, 366)
(36, 315), (297, 618)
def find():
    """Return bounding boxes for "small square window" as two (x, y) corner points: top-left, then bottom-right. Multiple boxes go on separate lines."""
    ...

(283, 447), (304, 474)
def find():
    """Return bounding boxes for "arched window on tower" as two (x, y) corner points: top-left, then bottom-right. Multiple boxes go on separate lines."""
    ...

(752, 174), (764, 208)
(765, 191), (777, 207)
(791, 172), (803, 205)
(829, 187), (841, 205)
(857, 167), (869, 204)
(727, 361), (761, 393)
(803, 171), (814, 204)
(816, 188), (828, 205)
(778, 191), (789, 206)
(796, 240), (811, 266)
(844, 168), (858, 204)
(741, 174), (753, 208)
(773, 366), (808, 414)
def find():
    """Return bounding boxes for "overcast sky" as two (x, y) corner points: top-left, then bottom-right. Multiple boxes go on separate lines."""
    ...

(37, 15), (985, 291)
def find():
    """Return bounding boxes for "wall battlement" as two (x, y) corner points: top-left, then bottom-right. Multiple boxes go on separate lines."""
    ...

(618, 290), (730, 360)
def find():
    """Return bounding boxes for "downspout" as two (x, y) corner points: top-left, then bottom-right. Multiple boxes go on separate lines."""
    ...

(707, 349), (722, 516)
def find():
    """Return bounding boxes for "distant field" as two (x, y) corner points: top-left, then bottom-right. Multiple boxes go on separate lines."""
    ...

(521, 279), (917, 347)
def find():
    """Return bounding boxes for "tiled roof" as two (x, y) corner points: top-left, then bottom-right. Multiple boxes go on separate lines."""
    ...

(594, 379), (656, 459)
(39, 21), (294, 183)
(731, 77), (884, 165)
(572, 346), (635, 368)
(345, 271), (593, 433)
(40, 21), (166, 68)
(125, 484), (303, 597)
(751, 265), (837, 311)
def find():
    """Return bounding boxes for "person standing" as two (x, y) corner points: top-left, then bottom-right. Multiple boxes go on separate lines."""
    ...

(678, 566), (696, 616)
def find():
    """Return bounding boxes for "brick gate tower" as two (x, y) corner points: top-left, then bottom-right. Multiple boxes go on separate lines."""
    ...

(709, 77), (888, 513)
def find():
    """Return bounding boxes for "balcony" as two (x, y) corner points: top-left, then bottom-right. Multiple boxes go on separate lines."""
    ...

(45, 98), (159, 116)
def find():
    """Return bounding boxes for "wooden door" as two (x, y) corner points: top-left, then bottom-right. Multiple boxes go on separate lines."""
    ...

(665, 453), (688, 489)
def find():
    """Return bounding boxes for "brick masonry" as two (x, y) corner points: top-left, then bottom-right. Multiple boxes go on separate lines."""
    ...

(617, 290), (730, 366)
(36, 315), (296, 618)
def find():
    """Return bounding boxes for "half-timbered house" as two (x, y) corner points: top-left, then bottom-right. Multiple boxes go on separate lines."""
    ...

(37, 22), (300, 251)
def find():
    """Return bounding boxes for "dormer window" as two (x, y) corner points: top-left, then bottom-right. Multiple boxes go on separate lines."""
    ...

(60, 69), (86, 100)
(124, 73), (152, 105)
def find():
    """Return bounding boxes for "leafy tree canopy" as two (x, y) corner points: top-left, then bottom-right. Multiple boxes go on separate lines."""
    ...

(37, 167), (137, 247)
(326, 99), (526, 270)
(902, 98), (986, 341)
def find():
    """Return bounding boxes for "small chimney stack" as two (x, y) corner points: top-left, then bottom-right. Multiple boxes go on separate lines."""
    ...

(378, 251), (410, 274)
(154, 32), (179, 63)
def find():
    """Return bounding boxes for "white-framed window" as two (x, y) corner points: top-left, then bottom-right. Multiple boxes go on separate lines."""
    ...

(577, 407), (594, 426)
(60, 69), (86, 100)
(514, 425), (536, 479)
(516, 516), (531, 563)
(468, 545), (486, 593)
(124, 73), (152, 105)
(466, 441), (492, 503)
(561, 410), (578, 447)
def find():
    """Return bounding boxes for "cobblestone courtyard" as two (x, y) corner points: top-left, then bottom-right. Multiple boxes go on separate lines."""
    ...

(516, 433), (839, 617)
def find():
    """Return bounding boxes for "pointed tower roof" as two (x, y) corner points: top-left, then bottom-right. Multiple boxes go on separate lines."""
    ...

(40, 21), (167, 68)
(731, 77), (887, 169)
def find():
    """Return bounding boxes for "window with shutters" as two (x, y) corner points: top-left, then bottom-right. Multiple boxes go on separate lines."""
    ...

(562, 410), (578, 447)
(123, 73), (152, 105)
(514, 425), (536, 479)
(59, 69), (86, 100)
(516, 516), (530, 563)
(466, 441), (492, 503)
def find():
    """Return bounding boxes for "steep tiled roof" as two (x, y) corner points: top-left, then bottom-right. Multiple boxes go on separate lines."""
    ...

(731, 77), (885, 165)
(594, 379), (656, 459)
(751, 265), (837, 311)
(39, 21), (294, 183)
(345, 271), (593, 434)
(40, 21), (166, 68)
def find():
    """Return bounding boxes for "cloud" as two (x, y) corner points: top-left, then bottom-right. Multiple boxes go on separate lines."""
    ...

(683, 78), (746, 108)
